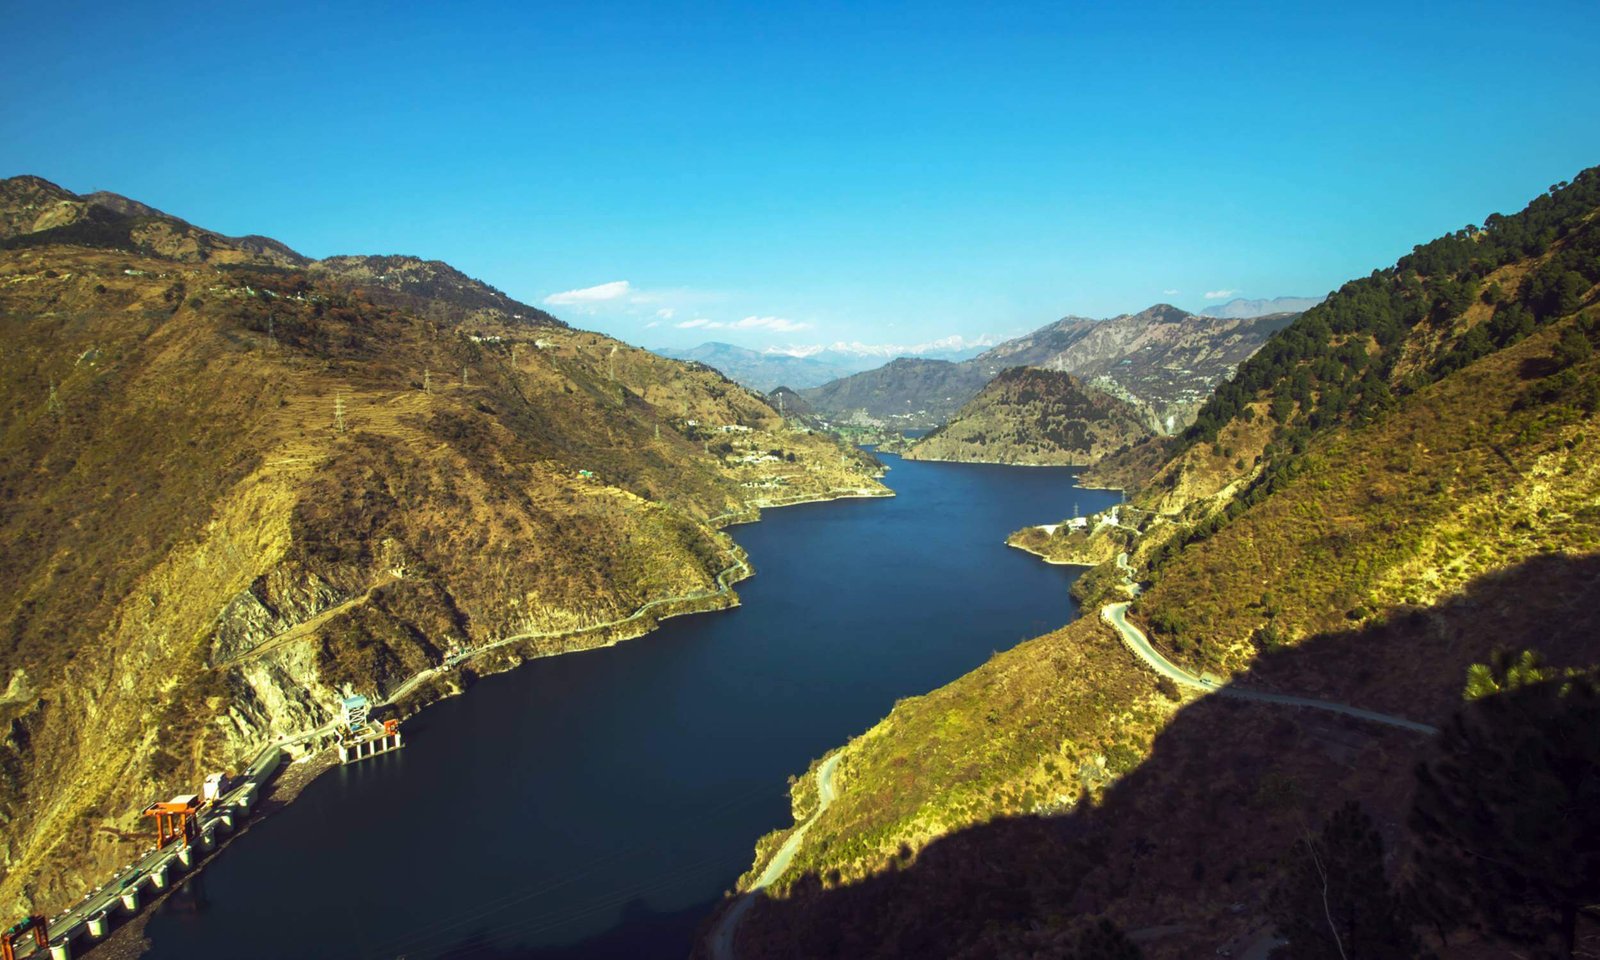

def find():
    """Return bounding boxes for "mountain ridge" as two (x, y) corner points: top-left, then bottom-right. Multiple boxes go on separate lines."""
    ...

(719, 165), (1600, 959)
(0, 177), (885, 916)
(801, 303), (1295, 430)
(1200, 295), (1325, 318)
(0, 175), (563, 329)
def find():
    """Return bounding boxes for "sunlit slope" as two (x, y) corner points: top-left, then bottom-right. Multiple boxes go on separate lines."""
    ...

(0, 235), (882, 914)
(723, 168), (1600, 958)
(905, 367), (1153, 465)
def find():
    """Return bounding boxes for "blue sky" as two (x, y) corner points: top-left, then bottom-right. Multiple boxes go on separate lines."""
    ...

(5, 0), (1599, 352)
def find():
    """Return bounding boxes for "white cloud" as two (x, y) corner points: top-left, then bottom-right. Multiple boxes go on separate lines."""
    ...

(544, 280), (633, 305)
(764, 334), (997, 359)
(676, 315), (812, 333)
(644, 320), (661, 329)
(1204, 288), (1238, 300)
(1163, 288), (1181, 296)
(736, 315), (810, 332)
(542, 281), (725, 319)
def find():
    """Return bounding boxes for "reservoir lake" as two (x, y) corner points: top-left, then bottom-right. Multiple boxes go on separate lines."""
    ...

(141, 453), (1120, 959)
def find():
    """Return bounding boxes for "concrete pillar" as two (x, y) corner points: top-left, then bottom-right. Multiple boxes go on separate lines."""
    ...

(49, 939), (72, 960)
(338, 743), (350, 763)
(87, 912), (109, 938)
(217, 810), (234, 832)
(198, 828), (215, 852)
(177, 844), (195, 868)
(394, 730), (403, 748)
(238, 782), (257, 809)
(150, 860), (170, 889)
(120, 886), (140, 913)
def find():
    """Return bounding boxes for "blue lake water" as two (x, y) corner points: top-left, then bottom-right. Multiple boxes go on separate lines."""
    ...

(140, 454), (1119, 959)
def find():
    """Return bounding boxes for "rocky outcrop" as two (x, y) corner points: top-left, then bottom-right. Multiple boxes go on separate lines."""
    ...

(209, 569), (344, 665)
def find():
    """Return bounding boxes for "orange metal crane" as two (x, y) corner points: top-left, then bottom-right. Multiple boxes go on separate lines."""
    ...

(1, 915), (47, 960)
(143, 794), (202, 847)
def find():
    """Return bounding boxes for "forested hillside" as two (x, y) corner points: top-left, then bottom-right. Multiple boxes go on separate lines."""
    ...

(719, 167), (1600, 960)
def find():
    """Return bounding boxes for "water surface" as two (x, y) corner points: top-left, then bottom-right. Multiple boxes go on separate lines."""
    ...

(142, 454), (1119, 959)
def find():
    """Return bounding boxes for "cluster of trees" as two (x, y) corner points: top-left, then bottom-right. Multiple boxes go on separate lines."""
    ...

(1185, 167), (1600, 448)
(1270, 652), (1600, 959)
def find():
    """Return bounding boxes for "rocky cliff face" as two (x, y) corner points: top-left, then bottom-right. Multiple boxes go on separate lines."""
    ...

(0, 179), (886, 915)
(1002, 305), (1297, 431)
(801, 305), (1290, 433)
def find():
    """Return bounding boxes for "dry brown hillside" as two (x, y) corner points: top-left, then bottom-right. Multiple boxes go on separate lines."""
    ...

(0, 210), (883, 915)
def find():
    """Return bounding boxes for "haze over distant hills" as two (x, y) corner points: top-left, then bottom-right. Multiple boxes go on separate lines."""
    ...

(655, 337), (992, 392)
(1200, 295), (1325, 318)
(652, 342), (858, 392)
(800, 304), (1297, 430)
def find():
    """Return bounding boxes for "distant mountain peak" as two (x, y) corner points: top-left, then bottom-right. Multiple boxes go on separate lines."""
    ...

(1200, 295), (1325, 319)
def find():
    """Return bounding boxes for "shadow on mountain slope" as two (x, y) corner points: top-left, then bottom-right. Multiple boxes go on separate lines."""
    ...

(716, 552), (1600, 959)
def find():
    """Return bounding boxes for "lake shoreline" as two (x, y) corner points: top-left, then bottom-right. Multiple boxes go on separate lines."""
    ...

(137, 456), (1116, 960)
(105, 482), (892, 960)
(1003, 537), (1089, 567)
(899, 453), (1127, 494)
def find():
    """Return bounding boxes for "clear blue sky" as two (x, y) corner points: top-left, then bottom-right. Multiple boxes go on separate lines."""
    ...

(5, 0), (1598, 352)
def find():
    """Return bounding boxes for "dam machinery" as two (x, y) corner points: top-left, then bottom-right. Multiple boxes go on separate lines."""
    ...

(142, 794), (202, 847)
(336, 693), (404, 764)
(1, 916), (47, 960)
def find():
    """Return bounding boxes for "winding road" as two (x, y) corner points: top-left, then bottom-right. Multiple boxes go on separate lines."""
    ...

(1101, 602), (1437, 735)
(709, 750), (845, 960)
(700, 546), (1434, 960)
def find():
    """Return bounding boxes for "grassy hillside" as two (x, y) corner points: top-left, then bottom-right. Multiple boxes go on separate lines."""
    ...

(904, 367), (1153, 466)
(721, 169), (1600, 958)
(723, 553), (1600, 959)
(0, 214), (884, 914)
(1129, 312), (1600, 678)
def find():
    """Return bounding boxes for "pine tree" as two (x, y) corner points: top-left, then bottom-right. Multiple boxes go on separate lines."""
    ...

(1409, 652), (1600, 959)
(1268, 801), (1418, 959)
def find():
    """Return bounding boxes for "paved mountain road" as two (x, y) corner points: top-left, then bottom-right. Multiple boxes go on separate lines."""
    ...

(708, 750), (845, 960)
(1102, 602), (1437, 735)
